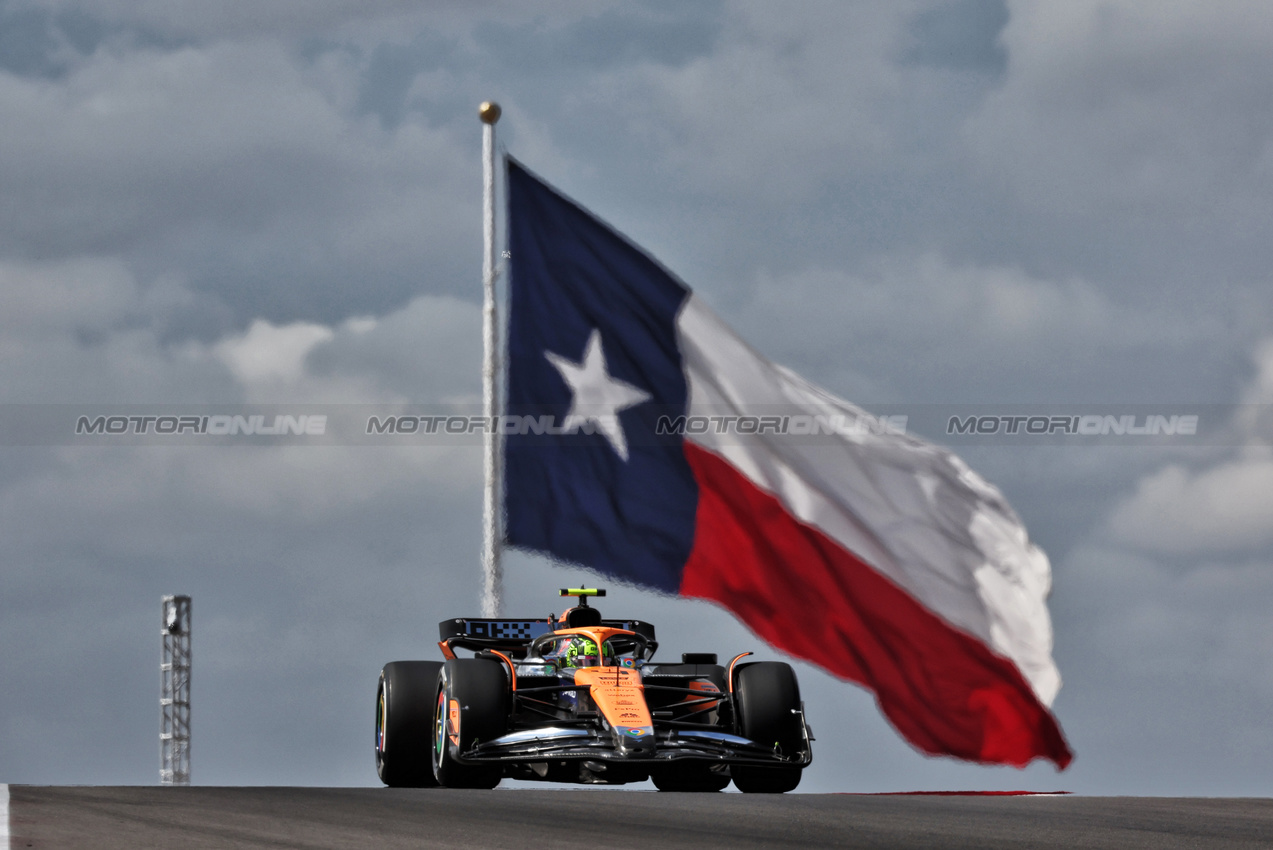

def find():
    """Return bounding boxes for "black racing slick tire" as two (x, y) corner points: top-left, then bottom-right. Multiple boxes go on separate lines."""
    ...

(731, 661), (805, 794)
(376, 661), (443, 787)
(432, 658), (509, 789)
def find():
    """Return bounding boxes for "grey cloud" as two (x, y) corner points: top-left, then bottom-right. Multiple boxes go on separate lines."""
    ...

(0, 40), (477, 323)
(0, 441), (484, 784)
(0, 1), (77, 78)
(725, 256), (1224, 406)
(903, 0), (1008, 73)
(305, 295), (481, 403)
(3, 0), (1273, 795)
(11, 0), (629, 43)
(964, 2), (1273, 287)
(1050, 543), (1273, 794)
(1104, 338), (1273, 555)
(0, 259), (239, 403)
(474, 1), (722, 76)
(9, 0), (422, 41)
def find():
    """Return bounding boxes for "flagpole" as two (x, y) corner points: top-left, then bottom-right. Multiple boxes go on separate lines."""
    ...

(479, 101), (503, 618)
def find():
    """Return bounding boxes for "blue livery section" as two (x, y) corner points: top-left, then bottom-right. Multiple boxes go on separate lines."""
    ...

(504, 158), (699, 593)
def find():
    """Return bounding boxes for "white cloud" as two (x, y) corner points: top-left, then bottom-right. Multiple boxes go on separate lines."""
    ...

(216, 319), (334, 384)
(1108, 453), (1273, 555)
(306, 294), (480, 403)
(1107, 336), (1273, 554)
(197, 294), (482, 404)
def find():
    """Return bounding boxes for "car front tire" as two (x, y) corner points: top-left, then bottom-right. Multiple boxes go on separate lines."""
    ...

(731, 661), (805, 794)
(376, 661), (443, 787)
(432, 658), (508, 789)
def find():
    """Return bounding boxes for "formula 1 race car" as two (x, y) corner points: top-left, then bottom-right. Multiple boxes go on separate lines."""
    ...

(374, 588), (813, 792)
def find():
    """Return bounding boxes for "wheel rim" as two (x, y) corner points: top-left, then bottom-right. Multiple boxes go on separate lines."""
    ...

(376, 687), (387, 753)
(434, 687), (446, 764)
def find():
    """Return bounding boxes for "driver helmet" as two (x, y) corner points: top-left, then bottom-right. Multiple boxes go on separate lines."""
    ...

(561, 636), (613, 668)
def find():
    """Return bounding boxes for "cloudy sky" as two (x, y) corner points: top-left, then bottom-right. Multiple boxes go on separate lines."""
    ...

(2, 0), (1272, 795)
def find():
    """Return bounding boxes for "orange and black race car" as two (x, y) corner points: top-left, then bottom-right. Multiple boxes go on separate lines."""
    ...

(374, 588), (813, 792)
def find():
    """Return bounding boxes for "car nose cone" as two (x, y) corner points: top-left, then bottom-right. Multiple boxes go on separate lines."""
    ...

(613, 725), (657, 757)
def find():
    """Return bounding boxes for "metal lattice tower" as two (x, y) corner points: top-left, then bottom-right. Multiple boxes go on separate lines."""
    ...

(160, 595), (191, 786)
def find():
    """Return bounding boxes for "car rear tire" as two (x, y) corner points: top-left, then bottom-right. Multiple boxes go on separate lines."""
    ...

(432, 658), (508, 789)
(731, 661), (804, 794)
(376, 661), (443, 787)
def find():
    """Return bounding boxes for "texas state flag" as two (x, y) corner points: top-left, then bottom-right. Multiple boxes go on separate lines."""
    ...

(504, 158), (1072, 769)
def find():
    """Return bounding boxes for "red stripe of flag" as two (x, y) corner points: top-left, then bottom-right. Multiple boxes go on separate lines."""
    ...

(679, 442), (1072, 768)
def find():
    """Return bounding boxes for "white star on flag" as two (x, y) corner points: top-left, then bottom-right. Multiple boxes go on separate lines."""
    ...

(545, 329), (651, 461)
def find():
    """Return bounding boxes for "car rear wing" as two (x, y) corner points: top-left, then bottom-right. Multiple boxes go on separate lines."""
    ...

(439, 618), (656, 643)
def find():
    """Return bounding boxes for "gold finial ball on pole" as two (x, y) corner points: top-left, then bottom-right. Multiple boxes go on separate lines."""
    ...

(479, 101), (502, 124)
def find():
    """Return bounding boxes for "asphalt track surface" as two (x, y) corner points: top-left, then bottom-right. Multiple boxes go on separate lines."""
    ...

(7, 786), (1272, 849)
